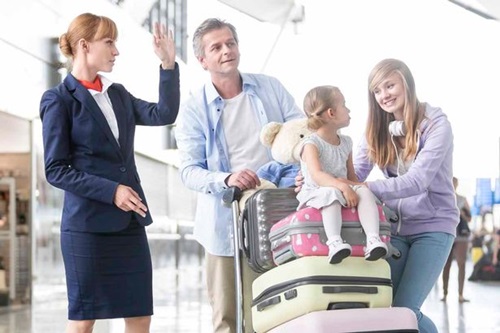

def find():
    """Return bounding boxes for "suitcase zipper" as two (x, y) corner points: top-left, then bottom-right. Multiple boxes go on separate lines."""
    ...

(270, 223), (324, 242)
(271, 221), (392, 240)
(252, 275), (392, 307)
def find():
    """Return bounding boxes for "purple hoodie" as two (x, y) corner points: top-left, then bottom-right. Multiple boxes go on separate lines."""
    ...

(354, 103), (459, 236)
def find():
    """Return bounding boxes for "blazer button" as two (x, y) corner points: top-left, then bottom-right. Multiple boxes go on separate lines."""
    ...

(120, 167), (126, 172)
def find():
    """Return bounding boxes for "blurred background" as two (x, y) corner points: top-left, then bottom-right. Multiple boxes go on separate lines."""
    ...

(0, 0), (499, 332)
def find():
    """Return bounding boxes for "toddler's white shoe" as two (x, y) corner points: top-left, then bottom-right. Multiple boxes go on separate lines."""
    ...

(364, 236), (388, 261)
(328, 239), (352, 264)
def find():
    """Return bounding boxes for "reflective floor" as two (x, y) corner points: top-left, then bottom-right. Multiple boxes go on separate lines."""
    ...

(0, 250), (499, 332)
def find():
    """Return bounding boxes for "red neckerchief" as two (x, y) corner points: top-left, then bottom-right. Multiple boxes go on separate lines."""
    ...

(78, 76), (103, 92)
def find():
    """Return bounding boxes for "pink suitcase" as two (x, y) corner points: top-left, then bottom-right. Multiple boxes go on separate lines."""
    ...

(267, 307), (419, 332)
(269, 206), (399, 265)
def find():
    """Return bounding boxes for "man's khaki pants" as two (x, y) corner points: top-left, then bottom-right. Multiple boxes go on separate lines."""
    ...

(206, 252), (260, 333)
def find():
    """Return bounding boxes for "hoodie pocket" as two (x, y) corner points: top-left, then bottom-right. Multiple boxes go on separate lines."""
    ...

(399, 191), (437, 220)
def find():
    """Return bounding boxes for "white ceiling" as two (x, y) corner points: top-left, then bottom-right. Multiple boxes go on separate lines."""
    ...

(217, 0), (301, 24)
(214, 0), (500, 22)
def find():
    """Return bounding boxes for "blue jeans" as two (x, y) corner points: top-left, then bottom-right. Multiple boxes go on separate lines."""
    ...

(387, 232), (454, 333)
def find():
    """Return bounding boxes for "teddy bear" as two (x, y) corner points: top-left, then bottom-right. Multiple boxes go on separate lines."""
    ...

(257, 118), (312, 188)
(238, 118), (312, 211)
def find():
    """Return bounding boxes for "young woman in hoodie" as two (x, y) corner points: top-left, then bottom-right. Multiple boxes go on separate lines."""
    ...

(353, 58), (458, 333)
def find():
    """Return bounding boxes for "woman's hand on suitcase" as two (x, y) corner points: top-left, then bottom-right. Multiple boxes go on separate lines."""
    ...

(226, 169), (261, 190)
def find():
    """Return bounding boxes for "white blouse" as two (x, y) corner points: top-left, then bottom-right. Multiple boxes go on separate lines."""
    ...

(86, 75), (120, 145)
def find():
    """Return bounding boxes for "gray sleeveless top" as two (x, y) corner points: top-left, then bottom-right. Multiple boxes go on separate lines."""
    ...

(296, 133), (353, 209)
(300, 133), (352, 188)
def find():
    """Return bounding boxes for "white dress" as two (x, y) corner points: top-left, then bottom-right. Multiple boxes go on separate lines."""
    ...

(297, 133), (353, 210)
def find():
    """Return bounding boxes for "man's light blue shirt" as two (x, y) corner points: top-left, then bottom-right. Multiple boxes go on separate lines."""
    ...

(175, 73), (304, 256)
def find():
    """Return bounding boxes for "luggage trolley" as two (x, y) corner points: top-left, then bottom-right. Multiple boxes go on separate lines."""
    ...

(222, 186), (245, 333)
(223, 187), (298, 332)
(223, 186), (406, 333)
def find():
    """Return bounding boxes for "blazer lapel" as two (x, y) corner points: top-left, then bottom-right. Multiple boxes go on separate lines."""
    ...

(64, 74), (122, 154)
(107, 86), (128, 153)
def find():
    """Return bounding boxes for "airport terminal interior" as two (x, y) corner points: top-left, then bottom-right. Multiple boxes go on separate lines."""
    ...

(1, 0), (500, 332)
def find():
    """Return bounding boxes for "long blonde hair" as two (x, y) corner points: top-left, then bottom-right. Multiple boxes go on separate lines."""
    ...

(366, 59), (424, 167)
(303, 85), (342, 131)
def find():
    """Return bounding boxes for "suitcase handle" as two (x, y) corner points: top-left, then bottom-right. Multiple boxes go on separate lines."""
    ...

(389, 244), (402, 259)
(327, 302), (368, 310)
(382, 205), (399, 223)
(239, 210), (251, 258)
(256, 295), (281, 312)
(323, 286), (378, 294)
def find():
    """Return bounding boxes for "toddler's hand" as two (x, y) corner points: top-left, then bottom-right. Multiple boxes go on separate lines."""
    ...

(342, 187), (358, 207)
(294, 171), (304, 193)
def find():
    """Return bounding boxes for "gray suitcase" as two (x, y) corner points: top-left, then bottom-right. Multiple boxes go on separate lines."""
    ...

(240, 188), (298, 273)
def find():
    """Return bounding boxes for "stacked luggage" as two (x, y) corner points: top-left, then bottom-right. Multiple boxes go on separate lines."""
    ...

(225, 187), (419, 333)
(252, 256), (394, 332)
(269, 204), (394, 265)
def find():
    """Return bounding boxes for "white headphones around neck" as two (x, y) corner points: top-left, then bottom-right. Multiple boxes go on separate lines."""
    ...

(388, 121), (406, 136)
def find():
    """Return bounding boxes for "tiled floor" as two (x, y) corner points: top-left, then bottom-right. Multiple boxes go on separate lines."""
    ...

(0, 251), (499, 332)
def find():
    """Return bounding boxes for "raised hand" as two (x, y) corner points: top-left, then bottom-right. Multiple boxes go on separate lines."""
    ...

(153, 22), (176, 70)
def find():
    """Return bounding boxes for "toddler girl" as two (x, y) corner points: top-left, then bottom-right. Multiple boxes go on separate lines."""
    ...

(297, 85), (387, 264)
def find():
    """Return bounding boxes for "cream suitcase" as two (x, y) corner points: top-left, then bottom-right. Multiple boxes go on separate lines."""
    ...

(251, 256), (393, 333)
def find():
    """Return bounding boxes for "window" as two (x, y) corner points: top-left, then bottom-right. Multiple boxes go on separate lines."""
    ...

(143, 0), (188, 63)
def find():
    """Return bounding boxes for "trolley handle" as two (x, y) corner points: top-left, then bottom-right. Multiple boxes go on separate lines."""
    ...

(222, 186), (244, 333)
(222, 187), (250, 257)
(222, 186), (242, 206)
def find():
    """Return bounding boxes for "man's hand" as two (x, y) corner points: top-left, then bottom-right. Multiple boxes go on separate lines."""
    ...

(113, 184), (148, 218)
(226, 169), (261, 191)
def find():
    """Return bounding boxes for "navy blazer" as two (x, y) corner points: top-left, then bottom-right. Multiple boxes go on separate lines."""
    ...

(40, 64), (180, 232)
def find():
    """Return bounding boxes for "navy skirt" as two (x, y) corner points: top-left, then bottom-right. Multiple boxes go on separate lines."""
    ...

(61, 218), (153, 320)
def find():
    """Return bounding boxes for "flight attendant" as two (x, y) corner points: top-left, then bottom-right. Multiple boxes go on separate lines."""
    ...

(39, 12), (180, 333)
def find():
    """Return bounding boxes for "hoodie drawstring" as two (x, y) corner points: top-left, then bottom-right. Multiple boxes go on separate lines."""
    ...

(390, 130), (421, 234)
